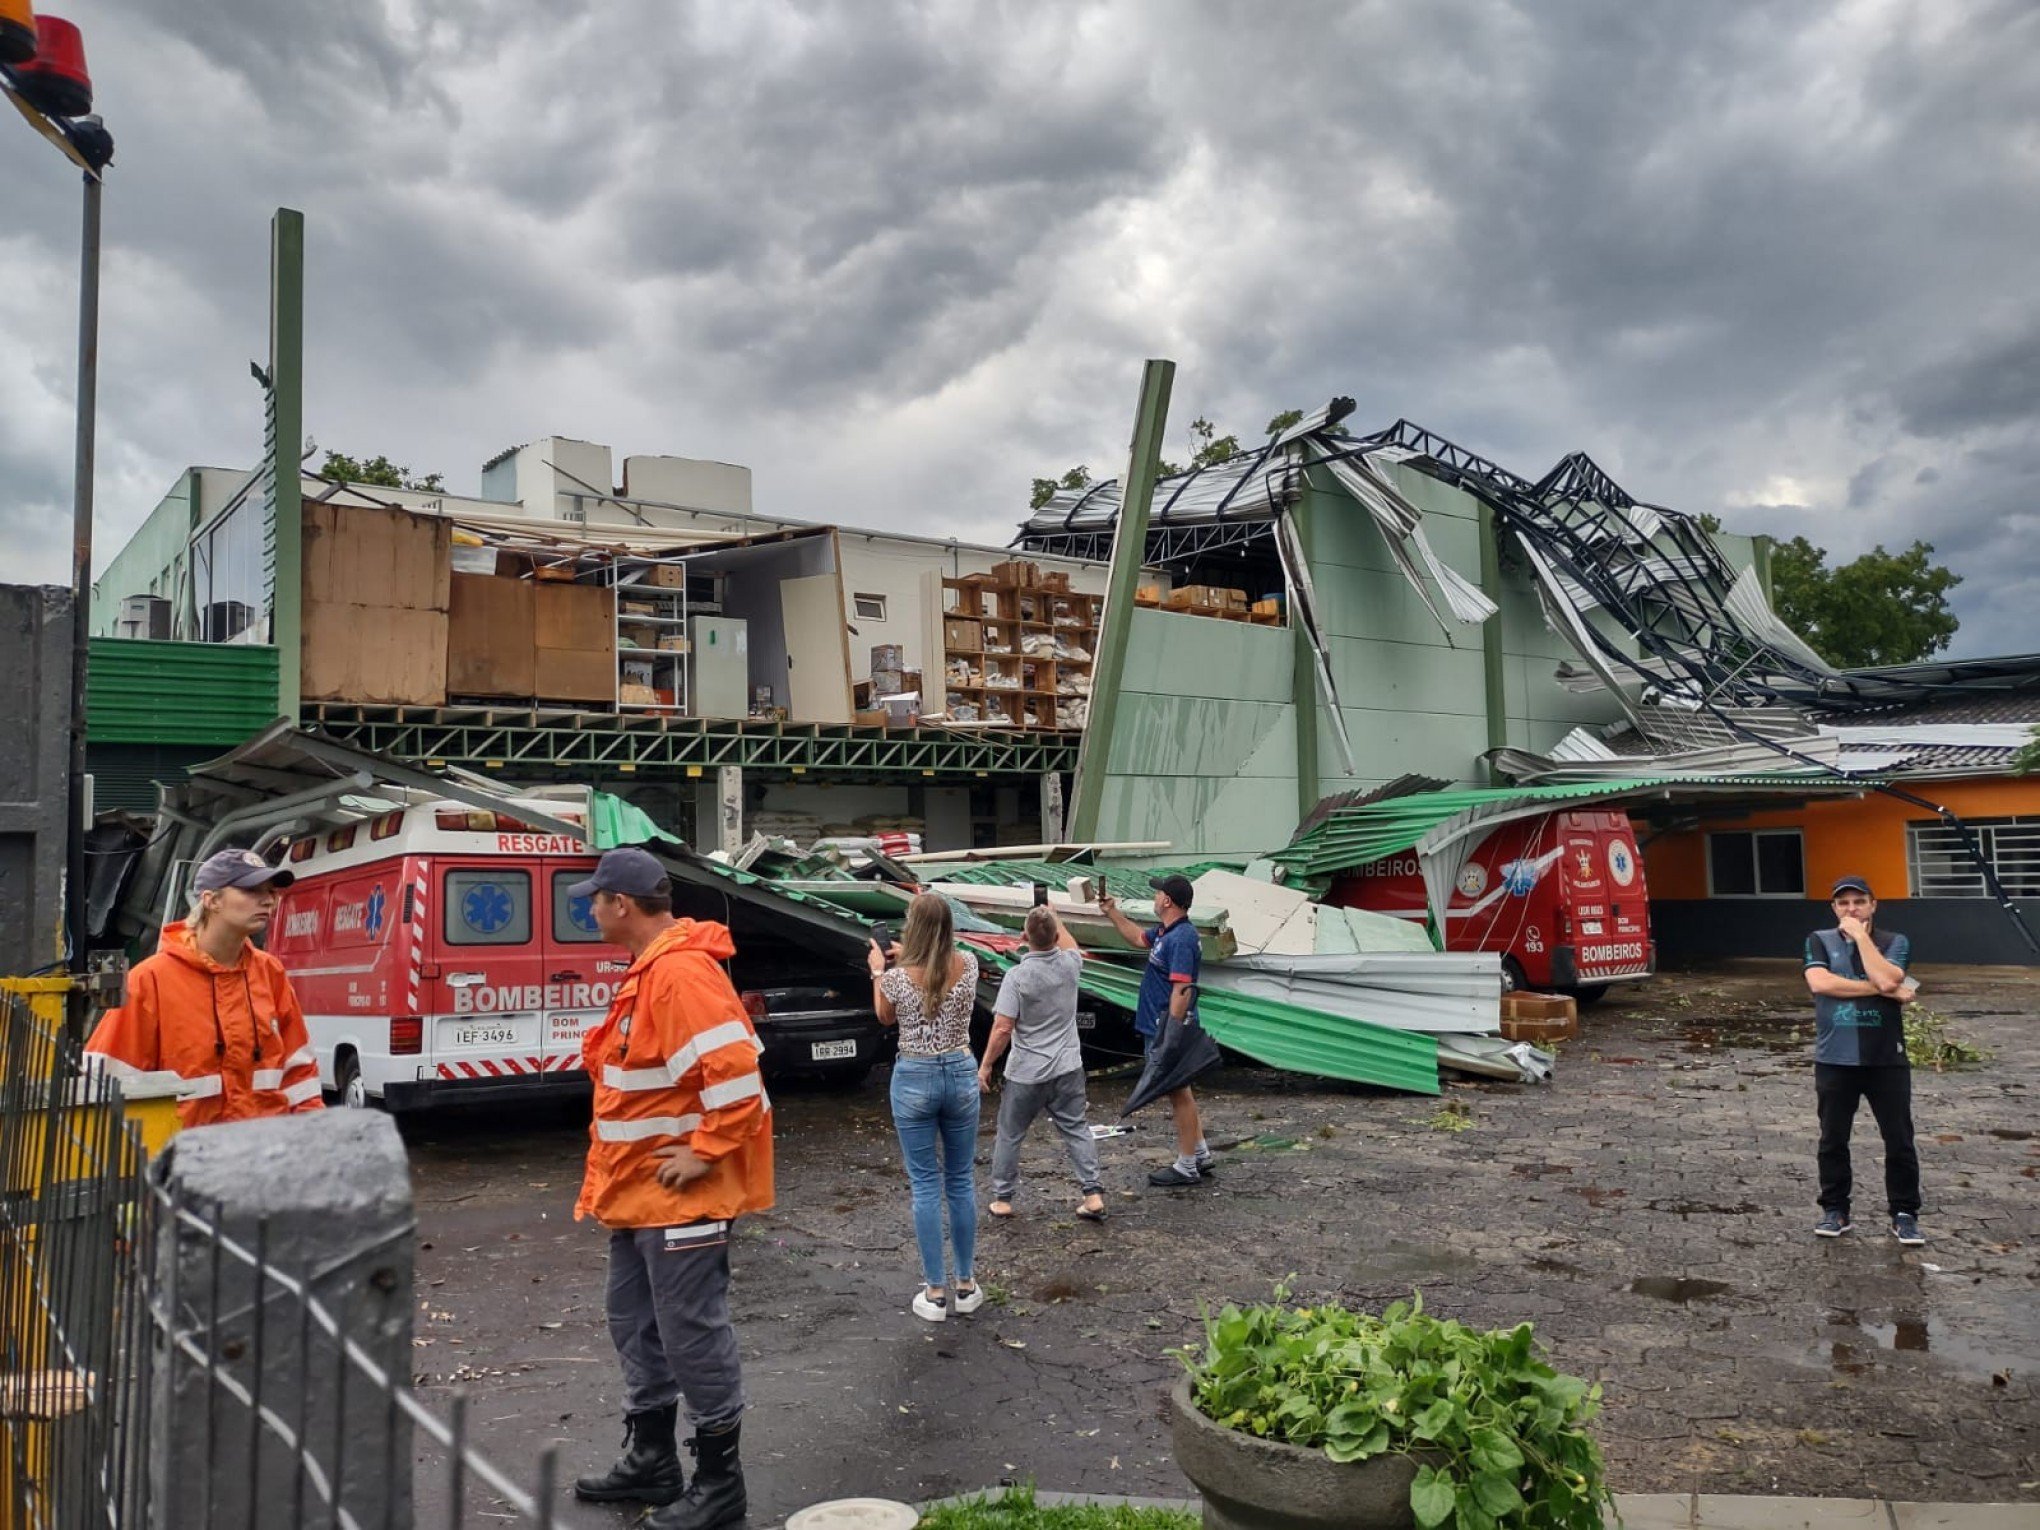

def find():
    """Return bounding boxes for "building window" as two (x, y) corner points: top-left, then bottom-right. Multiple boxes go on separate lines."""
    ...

(852, 593), (887, 621)
(1907, 816), (2040, 899)
(1707, 829), (1805, 896)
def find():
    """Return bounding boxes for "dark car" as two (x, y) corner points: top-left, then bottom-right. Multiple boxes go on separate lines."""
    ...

(733, 949), (894, 1086)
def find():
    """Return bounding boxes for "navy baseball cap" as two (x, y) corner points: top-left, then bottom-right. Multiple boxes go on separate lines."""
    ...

(192, 848), (295, 893)
(568, 847), (670, 899)
(1149, 874), (1196, 911)
(1830, 874), (1874, 898)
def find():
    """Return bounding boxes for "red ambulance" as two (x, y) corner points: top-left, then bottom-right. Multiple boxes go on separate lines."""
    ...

(1326, 809), (1654, 1001)
(266, 792), (889, 1110)
(267, 796), (620, 1110)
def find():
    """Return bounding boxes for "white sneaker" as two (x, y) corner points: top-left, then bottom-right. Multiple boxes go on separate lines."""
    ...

(911, 1287), (948, 1322)
(951, 1282), (986, 1315)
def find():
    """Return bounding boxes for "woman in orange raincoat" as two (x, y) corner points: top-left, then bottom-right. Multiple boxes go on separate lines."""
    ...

(86, 848), (325, 1126)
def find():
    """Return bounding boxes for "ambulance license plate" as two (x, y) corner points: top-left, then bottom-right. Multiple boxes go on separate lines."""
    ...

(454, 1024), (518, 1047)
(810, 1039), (857, 1061)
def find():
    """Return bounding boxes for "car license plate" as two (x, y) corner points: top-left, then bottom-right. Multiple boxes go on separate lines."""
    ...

(454, 1024), (518, 1047)
(1075, 1011), (1097, 1030)
(810, 1039), (858, 1061)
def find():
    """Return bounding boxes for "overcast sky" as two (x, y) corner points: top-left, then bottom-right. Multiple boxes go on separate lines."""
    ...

(5, 0), (2035, 655)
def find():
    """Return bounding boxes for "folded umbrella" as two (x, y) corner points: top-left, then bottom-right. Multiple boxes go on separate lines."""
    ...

(1119, 1015), (1223, 1118)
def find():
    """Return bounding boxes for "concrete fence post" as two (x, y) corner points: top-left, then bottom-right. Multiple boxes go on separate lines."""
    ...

(149, 1109), (415, 1528)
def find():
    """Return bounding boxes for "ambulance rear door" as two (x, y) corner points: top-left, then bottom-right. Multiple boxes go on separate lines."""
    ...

(430, 858), (548, 1070)
(537, 859), (617, 1070)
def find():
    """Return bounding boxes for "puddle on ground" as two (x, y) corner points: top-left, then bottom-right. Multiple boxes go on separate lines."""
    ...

(1526, 1256), (1587, 1277)
(1510, 1162), (1575, 1179)
(1821, 1310), (2035, 1383)
(1648, 1199), (1761, 1216)
(1630, 1276), (1733, 1303)
(1350, 1239), (1480, 1284)
(1987, 1128), (2033, 1141)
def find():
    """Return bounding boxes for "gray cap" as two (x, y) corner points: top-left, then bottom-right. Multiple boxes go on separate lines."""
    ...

(192, 847), (295, 894)
(567, 847), (670, 899)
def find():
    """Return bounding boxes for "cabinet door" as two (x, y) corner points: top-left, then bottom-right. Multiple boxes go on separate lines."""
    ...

(781, 572), (853, 723)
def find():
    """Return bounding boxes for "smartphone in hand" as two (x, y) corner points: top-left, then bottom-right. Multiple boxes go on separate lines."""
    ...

(870, 924), (896, 963)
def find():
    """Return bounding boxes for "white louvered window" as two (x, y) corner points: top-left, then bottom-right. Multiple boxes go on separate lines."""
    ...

(1906, 816), (2040, 898)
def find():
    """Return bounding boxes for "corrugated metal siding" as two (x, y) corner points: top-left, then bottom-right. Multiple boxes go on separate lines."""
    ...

(85, 743), (221, 812)
(88, 639), (279, 745)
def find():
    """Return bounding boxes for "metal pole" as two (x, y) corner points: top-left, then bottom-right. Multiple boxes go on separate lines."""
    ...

(67, 169), (102, 977)
(1066, 358), (1173, 843)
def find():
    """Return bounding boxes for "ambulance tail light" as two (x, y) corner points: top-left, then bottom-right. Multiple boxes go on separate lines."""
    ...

(740, 991), (768, 1023)
(390, 1017), (422, 1055)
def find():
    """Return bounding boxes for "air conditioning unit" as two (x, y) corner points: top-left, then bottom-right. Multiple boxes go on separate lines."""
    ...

(202, 600), (253, 643)
(116, 595), (171, 640)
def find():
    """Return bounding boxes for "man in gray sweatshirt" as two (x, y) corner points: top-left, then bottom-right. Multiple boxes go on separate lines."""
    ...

(980, 906), (1107, 1220)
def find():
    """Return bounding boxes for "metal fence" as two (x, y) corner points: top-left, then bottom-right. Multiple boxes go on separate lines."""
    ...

(1, 986), (566, 1528)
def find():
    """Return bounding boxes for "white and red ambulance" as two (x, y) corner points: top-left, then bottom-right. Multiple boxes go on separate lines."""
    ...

(263, 789), (891, 1110)
(1327, 809), (1655, 1002)
(266, 794), (623, 1111)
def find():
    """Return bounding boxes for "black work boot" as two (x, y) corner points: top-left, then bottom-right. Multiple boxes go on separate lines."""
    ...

(647, 1417), (747, 1530)
(573, 1403), (685, 1505)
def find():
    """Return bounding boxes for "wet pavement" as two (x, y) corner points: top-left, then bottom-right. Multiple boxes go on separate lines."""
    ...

(403, 959), (2039, 1522)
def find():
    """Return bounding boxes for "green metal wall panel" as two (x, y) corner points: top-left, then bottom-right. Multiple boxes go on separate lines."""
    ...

(87, 639), (281, 745)
(1327, 640), (1489, 717)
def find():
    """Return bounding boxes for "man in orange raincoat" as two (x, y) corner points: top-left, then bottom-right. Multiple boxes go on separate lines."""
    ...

(570, 848), (773, 1530)
(86, 848), (325, 1126)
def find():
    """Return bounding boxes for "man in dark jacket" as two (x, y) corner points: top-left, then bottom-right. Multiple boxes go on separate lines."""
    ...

(1804, 875), (1923, 1245)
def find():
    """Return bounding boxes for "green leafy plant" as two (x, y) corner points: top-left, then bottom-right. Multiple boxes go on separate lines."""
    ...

(1904, 1006), (1991, 1070)
(919, 1486), (1197, 1530)
(1180, 1289), (1613, 1530)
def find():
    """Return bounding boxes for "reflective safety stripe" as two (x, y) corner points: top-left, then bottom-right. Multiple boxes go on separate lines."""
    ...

(252, 1069), (285, 1091)
(284, 1046), (316, 1069)
(698, 1072), (765, 1110)
(667, 1021), (759, 1079)
(601, 1064), (675, 1092)
(86, 1051), (144, 1080)
(181, 1073), (224, 1100)
(283, 1077), (323, 1106)
(594, 1113), (702, 1143)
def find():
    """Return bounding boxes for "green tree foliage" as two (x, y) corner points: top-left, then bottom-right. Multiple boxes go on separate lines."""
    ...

(318, 450), (444, 493)
(1029, 463), (1093, 511)
(2015, 727), (2039, 775)
(1768, 535), (1961, 668)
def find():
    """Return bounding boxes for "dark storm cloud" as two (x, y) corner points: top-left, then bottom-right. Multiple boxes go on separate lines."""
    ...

(3, 0), (2034, 658)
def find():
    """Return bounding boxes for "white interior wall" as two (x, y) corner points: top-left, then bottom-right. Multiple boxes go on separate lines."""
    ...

(622, 456), (754, 515)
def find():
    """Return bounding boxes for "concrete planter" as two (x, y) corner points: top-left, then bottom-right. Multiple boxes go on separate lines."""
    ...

(1170, 1377), (1428, 1530)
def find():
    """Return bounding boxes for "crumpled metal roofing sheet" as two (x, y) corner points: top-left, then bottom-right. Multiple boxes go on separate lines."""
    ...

(985, 950), (1441, 1097)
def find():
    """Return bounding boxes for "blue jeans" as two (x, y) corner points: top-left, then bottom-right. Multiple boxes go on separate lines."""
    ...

(890, 1052), (980, 1288)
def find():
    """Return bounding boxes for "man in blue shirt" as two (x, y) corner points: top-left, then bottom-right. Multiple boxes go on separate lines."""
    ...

(1098, 875), (1212, 1188)
(1804, 875), (1923, 1245)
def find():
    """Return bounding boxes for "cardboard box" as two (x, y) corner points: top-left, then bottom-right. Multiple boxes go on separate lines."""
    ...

(883, 696), (920, 727)
(303, 601), (448, 705)
(870, 643), (905, 672)
(446, 573), (536, 697)
(1039, 572), (1071, 593)
(1135, 584), (1163, 606)
(618, 622), (660, 649)
(658, 636), (691, 653)
(533, 582), (615, 703)
(989, 559), (1038, 588)
(943, 617), (983, 653)
(619, 683), (661, 706)
(535, 648), (615, 703)
(1252, 598), (1283, 617)
(301, 502), (451, 613)
(902, 667), (922, 696)
(1500, 993), (1578, 1043)
(853, 679), (873, 708)
(642, 563), (688, 590)
(853, 709), (887, 728)
(535, 583), (614, 651)
(871, 668), (906, 697)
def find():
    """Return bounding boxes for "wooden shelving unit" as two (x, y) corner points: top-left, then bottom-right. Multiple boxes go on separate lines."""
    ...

(938, 571), (1101, 730)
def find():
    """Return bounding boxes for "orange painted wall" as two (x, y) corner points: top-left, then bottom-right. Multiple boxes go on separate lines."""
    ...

(1642, 776), (2040, 899)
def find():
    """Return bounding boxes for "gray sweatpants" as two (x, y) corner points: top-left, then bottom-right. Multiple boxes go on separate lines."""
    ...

(989, 1068), (1103, 1200)
(605, 1221), (745, 1428)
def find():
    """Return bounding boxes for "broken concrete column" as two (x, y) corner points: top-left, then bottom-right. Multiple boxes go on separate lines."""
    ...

(150, 1109), (414, 1529)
